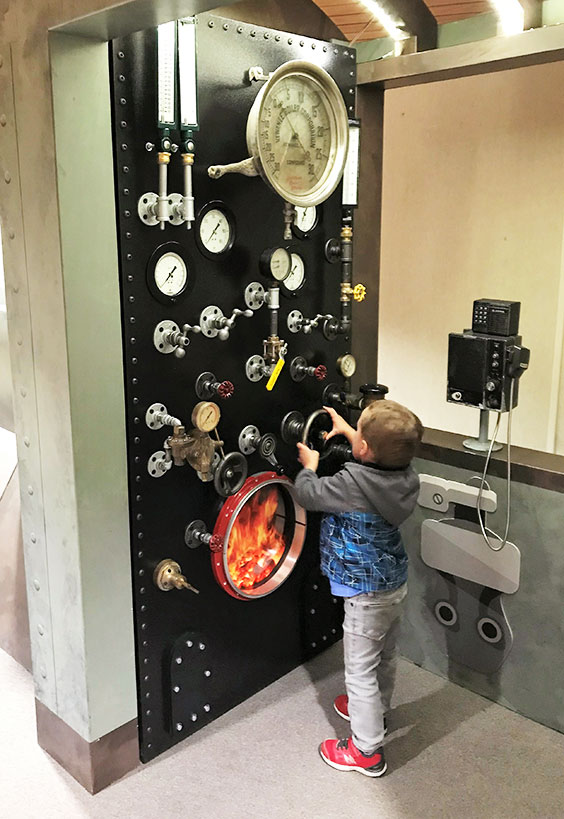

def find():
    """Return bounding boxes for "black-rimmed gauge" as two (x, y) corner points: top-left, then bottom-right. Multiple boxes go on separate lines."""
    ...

(337, 354), (357, 378)
(282, 253), (306, 295)
(195, 201), (236, 259)
(259, 247), (292, 282)
(292, 206), (319, 239)
(146, 242), (191, 304)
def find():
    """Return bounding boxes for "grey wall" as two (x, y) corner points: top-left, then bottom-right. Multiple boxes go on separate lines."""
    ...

(400, 457), (564, 733)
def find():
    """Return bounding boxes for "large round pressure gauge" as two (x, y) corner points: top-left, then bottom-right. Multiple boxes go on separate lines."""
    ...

(246, 61), (349, 207)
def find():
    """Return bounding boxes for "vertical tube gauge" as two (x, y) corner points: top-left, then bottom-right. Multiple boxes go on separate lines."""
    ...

(178, 17), (199, 229)
(342, 119), (360, 209)
(156, 21), (177, 230)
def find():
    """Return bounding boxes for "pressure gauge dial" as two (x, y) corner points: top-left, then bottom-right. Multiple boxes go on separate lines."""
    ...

(283, 253), (306, 294)
(195, 201), (235, 259)
(337, 353), (357, 378)
(259, 247), (292, 282)
(146, 242), (191, 304)
(292, 206), (319, 239)
(192, 401), (221, 433)
(246, 61), (349, 207)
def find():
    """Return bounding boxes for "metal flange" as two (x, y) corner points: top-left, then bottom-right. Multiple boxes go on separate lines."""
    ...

(245, 354), (265, 382)
(154, 320), (181, 354)
(287, 310), (303, 334)
(138, 192), (158, 226)
(200, 305), (223, 338)
(147, 450), (168, 478)
(238, 424), (260, 455)
(244, 282), (265, 311)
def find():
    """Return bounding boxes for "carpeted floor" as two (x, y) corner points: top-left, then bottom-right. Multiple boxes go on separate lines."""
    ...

(1, 644), (562, 819)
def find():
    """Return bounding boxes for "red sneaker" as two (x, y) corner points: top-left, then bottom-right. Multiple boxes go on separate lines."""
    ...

(319, 737), (387, 777)
(333, 694), (350, 720)
(333, 695), (388, 734)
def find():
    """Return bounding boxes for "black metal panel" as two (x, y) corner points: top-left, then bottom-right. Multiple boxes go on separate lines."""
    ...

(111, 12), (356, 762)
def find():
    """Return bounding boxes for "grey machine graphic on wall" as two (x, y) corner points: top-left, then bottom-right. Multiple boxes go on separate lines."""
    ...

(418, 299), (530, 674)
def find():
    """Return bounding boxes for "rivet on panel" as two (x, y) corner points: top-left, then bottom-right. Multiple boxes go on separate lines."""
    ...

(12, 285), (19, 294)
(37, 624), (44, 636)
(30, 533), (36, 543)
(40, 667), (47, 679)
(33, 580), (40, 591)
(0, 56), (3, 68)
(204, 704), (211, 713)
(237, 26), (243, 33)
(208, 20), (214, 27)
(20, 387), (26, 397)
(8, 229), (15, 239)
(312, 43), (316, 49)
(17, 337), (22, 346)
(28, 486), (33, 495)
(118, 51), (125, 59)
(173, 685), (181, 693)
(0, 115), (6, 127)
(223, 22), (229, 30)
(191, 713), (197, 722)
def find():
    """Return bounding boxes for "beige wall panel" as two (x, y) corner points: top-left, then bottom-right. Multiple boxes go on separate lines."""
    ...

(378, 61), (564, 451)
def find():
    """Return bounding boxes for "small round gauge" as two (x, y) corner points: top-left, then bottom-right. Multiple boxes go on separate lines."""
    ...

(292, 206), (319, 239)
(146, 242), (191, 304)
(195, 201), (236, 259)
(283, 253), (306, 295)
(259, 247), (292, 282)
(192, 401), (221, 432)
(155, 252), (187, 297)
(337, 353), (357, 378)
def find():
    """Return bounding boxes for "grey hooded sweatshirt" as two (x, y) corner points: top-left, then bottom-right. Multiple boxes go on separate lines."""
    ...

(293, 461), (420, 526)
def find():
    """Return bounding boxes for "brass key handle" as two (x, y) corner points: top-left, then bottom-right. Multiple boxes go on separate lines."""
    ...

(154, 559), (199, 594)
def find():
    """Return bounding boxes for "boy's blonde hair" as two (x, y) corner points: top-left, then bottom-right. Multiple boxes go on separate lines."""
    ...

(359, 400), (423, 468)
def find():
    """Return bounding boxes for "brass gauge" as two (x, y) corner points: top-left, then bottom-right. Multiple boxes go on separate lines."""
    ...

(292, 206), (319, 239)
(337, 354), (357, 378)
(192, 401), (221, 432)
(259, 247), (292, 282)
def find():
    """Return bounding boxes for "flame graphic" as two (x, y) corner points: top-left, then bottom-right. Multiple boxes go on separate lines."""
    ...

(227, 486), (287, 591)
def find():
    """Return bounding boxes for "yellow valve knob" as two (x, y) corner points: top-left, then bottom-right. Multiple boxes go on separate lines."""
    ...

(353, 283), (367, 303)
(266, 357), (285, 391)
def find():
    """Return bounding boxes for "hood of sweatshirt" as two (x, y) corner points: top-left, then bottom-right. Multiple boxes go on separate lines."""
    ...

(343, 462), (420, 527)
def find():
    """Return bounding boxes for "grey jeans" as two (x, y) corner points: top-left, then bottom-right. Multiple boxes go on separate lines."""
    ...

(343, 583), (407, 754)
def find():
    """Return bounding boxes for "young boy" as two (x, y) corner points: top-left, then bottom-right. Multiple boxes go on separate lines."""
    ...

(294, 400), (423, 778)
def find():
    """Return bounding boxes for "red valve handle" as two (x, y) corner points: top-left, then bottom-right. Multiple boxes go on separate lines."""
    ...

(217, 380), (234, 399)
(314, 365), (327, 381)
(209, 534), (224, 552)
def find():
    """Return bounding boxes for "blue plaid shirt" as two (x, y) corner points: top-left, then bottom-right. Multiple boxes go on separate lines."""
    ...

(319, 510), (408, 592)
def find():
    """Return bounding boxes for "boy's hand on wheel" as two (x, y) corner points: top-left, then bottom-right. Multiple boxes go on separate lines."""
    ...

(323, 406), (350, 440)
(297, 442), (320, 472)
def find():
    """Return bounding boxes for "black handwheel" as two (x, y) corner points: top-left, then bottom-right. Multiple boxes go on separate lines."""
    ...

(301, 409), (333, 460)
(214, 452), (248, 497)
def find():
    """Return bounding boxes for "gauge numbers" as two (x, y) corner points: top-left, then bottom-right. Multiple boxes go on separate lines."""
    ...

(249, 63), (349, 207)
(195, 201), (235, 259)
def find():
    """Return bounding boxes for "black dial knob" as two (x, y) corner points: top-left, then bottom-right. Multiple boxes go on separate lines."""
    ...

(360, 383), (389, 406)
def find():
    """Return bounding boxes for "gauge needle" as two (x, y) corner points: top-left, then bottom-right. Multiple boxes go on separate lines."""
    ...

(207, 221), (221, 243)
(165, 265), (177, 283)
